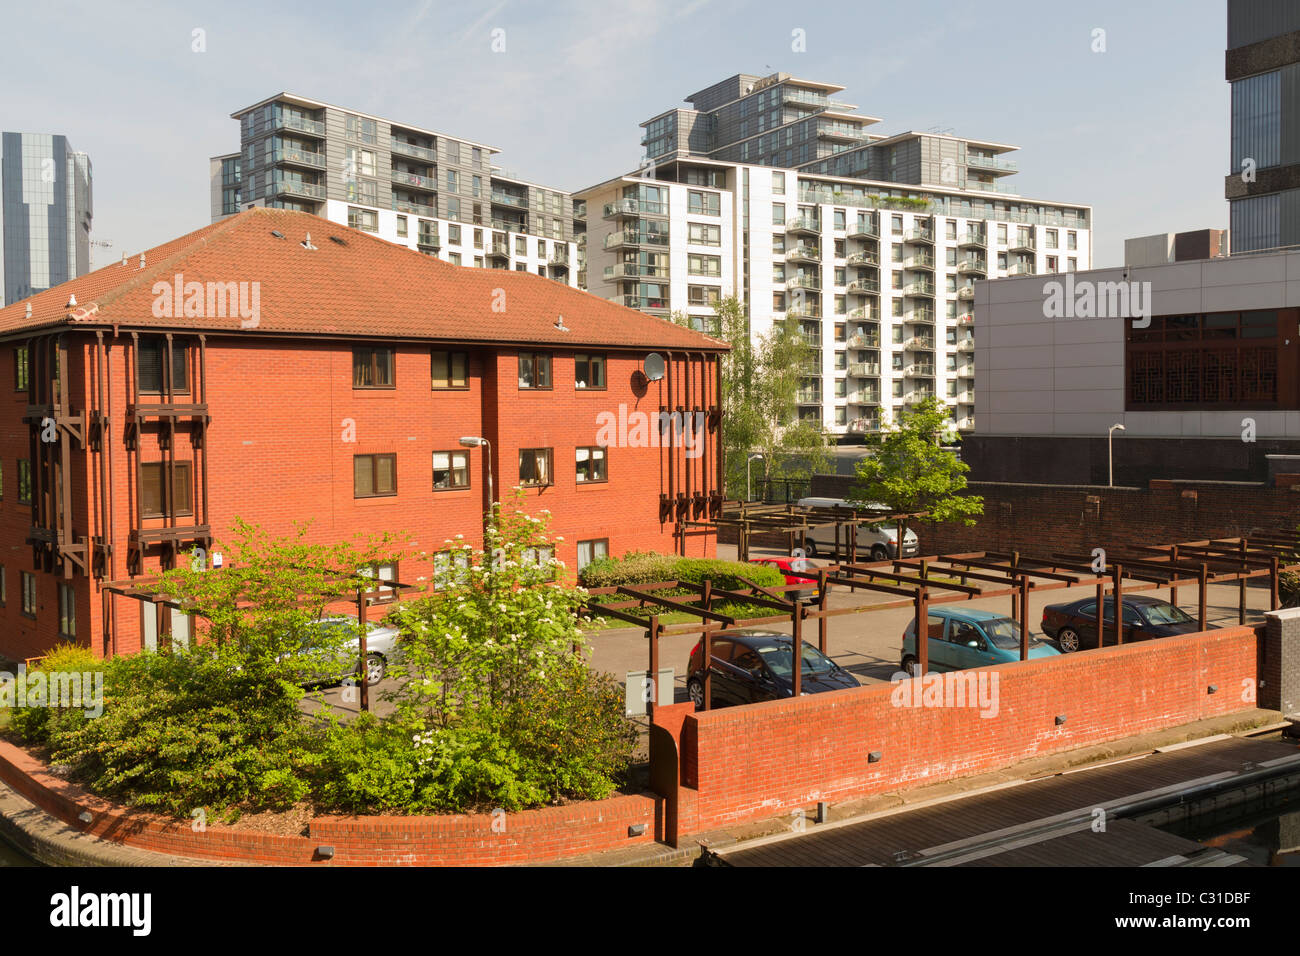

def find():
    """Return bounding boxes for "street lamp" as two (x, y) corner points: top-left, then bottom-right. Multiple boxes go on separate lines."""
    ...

(459, 436), (494, 509)
(746, 453), (764, 502)
(1108, 423), (1125, 487)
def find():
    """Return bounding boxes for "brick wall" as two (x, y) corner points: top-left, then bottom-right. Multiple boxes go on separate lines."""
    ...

(811, 474), (1300, 557)
(674, 625), (1261, 831)
(0, 737), (660, 865)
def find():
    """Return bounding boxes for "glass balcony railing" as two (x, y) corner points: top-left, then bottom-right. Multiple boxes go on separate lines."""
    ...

(957, 259), (987, 274)
(903, 281), (936, 297)
(787, 275), (821, 292)
(604, 230), (669, 249)
(786, 244), (821, 262)
(847, 279), (880, 294)
(966, 154), (1018, 172)
(271, 179), (325, 199)
(906, 309), (936, 323)
(847, 333), (879, 349)
(848, 362), (880, 377)
(391, 138), (437, 162)
(275, 114), (325, 136)
(958, 232), (987, 247)
(271, 147), (326, 169)
(491, 191), (529, 208)
(392, 170), (436, 190)
(392, 197), (436, 216)
(604, 198), (668, 218)
(786, 215), (821, 234)
(602, 263), (669, 281)
(846, 252), (877, 267)
(848, 221), (879, 238)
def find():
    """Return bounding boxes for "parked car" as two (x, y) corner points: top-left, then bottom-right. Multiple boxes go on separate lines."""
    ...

(748, 555), (820, 601)
(901, 607), (1060, 673)
(795, 496), (920, 561)
(1041, 595), (1212, 653)
(686, 629), (859, 709)
(286, 617), (401, 687)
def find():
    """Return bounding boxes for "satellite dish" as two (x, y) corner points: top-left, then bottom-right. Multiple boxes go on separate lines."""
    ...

(644, 352), (665, 381)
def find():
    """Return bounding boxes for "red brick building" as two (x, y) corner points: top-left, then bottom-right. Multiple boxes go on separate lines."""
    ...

(0, 208), (725, 660)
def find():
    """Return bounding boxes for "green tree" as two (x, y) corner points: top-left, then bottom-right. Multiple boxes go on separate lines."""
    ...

(848, 395), (983, 526)
(677, 296), (829, 499)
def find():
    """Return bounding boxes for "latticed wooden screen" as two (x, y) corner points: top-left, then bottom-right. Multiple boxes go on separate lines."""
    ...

(1127, 311), (1280, 408)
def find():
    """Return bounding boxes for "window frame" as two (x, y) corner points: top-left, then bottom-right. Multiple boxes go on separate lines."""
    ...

(431, 350), (469, 389)
(574, 353), (607, 390)
(14, 346), (28, 392)
(137, 338), (191, 396)
(353, 347), (396, 389)
(518, 352), (553, 390)
(17, 459), (31, 505)
(140, 460), (194, 520)
(518, 447), (554, 487)
(576, 539), (609, 572)
(432, 449), (471, 491)
(20, 571), (35, 618)
(575, 446), (608, 484)
(58, 581), (76, 638)
(353, 453), (398, 498)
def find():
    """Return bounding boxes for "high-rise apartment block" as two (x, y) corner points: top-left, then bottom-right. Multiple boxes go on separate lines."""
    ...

(1, 132), (93, 306)
(209, 94), (583, 285)
(1225, 0), (1300, 253)
(578, 72), (1092, 438)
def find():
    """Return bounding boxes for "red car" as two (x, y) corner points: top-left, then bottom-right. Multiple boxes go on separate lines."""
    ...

(748, 556), (820, 601)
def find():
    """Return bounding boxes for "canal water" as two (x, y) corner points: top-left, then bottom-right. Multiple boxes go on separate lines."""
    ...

(0, 836), (36, 867)
(1159, 786), (1300, 866)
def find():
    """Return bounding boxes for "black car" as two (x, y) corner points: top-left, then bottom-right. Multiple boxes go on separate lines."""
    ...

(1041, 595), (1213, 653)
(686, 629), (859, 709)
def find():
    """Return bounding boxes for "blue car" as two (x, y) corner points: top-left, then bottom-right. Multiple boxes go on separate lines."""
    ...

(901, 607), (1061, 674)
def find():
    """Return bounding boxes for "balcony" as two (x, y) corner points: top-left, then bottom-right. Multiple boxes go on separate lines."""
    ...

(391, 138), (437, 162)
(848, 222), (879, 239)
(817, 125), (869, 144)
(271, 147), (327, 169)
(602, 263), (670, 281)
(848, 362), (880, 377)
(847, 279), (880, 295)
(417, 230), (440, 251)
(846, 307), (874, 321)
(786, 305), (823, 319)
(957, 259), (986, 275)
(392, 197), (437, 216)
(905, 336), (935, 350)
(953, 391), (974, 404)
(958, 232), (987, 249)
(270, 179), (326, 200)
(847, 332), (879, 349)
(904, 226), (935, 245)
(903, 280), (935, 297)
(787, 274), (821, 292)
(906, 309), (936, 324)
(275, 113), (325, 136)
(955, 339), (975, 352)
(549, 250), (570, 267)
(796, 389), (823, 404)
(845, 251), (877, 267)
(846, 417), (879, 434)
(491, 191), (529, 209)
(604, 230), (668, 250)
(786, 244), (821, 264)
(604, 198), (668, 219)
(904, 365), (936, 378)
(620, 295), (670, 312)
(967, 154), (1018, 173)
(487, 241), (511, 260)
(956, 312), (974, 325)
(903, 253), (935, 270)
(848, 390), (880, 405)
(957, 286), (975, 300)
(1008, 235), (1037, 254)
(1007, 261), (1036, 276)
(392, 169), (436, 191)
(785, 215), (821, 236)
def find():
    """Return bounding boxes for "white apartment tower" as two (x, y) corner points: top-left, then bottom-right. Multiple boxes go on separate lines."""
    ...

(577, 73), (1093, 437)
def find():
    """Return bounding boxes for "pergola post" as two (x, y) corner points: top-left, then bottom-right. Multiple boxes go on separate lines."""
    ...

(791, 602), (803, 697)
(1018, 574), (1030, 661)
(702, 624), (712, 712)
(1170, 544), (1179, 607)
(357, 590), (370, 713)
(648, 613), (661, 719)
(1239, 539), (1248, 625)
(817, 568), (829, 653)
(1113, 563), (1124, 645)
(1271, 554), (1281, 611)
(915, 586), (929, 675)
(1198, 564), (1208, 631)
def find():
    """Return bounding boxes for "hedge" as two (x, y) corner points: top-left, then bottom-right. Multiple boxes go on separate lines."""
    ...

(579, 552), (783, 590)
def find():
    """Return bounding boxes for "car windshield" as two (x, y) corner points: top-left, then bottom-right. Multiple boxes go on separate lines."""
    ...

(755, 641), (838, 678)
(1140, 602), (1194, 625)
(979, 618), (1023, 650)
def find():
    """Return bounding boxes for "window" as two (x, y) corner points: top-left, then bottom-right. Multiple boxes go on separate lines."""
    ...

(433, 450), (470, 490)
(344, 114), (377, 144)
(142, 600), (192, 650)
(348, 207), (378, 233)
(448, 224), (462, 245)
(518, 352), (552, 389)
(474, 229), (484, 250)
(772, 203), (786, 226)
(688, 254), (722, 277)
(519, 546), (557, 583)
(21, 571), (35, 617)
(141, 461), (193, 518)
(345, 146), (376, 177)
(449, 253), (462, 266)
(1127, 310), (1281, 409)
(353, 347), (395, 388)
(433, 550), (470, 589)
(1046, 229), (1058, 248)
(688, 191), (720, 215)
(17, 460), (31, 505)
(358, 561), (399, 598)
(515, 236), (527, 255)
(137, 339), (189, 394)
(772, 171), (785, 195)
(396, 216), (408, 237)
(14, 347), (28, 392)
(688, 285), (721, 306)
(354, 454), (397, 498)
(519, 447), (553, 486)
(577, 539), (609, 572)
(576, 446), (607, 483)
(432, 350), (468, 388)
(833, 210), (846, 231)
(1232, 70), (1281, 172)
(58, 582), (75, 637)
(575, 353), (606, 389)
(688, 223), (722, 246)
(1067, 231), (1077, 250)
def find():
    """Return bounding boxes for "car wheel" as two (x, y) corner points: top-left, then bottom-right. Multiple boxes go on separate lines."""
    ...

(363, 653), (386, 686)
(1056, 628), (1081, 653)
(900, 654), (919, 676)
(871, 545), (889, 562)
(687, 676), (705, 710)
(804, 540), (818, 558)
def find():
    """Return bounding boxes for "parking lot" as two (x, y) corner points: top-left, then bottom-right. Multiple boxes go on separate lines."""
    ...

(583, 543), (1279, 701)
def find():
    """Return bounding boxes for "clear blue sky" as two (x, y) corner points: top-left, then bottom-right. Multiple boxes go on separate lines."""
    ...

(1, 0), (1228, 269)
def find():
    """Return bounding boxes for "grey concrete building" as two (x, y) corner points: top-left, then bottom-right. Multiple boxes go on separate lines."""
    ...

(210, 94), (582, 285)
(1225, 0), (1300, 252)
(1125, 229), (1229, 266)
(0, 132), (93, 306)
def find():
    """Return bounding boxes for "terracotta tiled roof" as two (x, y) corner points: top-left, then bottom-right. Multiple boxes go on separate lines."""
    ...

(0, 208), (729, 351)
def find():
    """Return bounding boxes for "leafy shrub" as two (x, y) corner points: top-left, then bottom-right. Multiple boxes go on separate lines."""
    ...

(6, 643), (106, 743)
(579, 552), (782, 590)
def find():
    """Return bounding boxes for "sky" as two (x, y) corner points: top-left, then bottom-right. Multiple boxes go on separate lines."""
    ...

(1, 0), (1229, 269)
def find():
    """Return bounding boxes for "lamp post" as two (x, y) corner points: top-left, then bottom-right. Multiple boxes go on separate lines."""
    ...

(1108, 423), (1125, 487)
(459, 436), (494, 512)
(746, 453), (764, 502)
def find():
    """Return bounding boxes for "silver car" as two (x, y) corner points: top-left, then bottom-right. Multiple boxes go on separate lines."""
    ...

(292, 617), (401, 687)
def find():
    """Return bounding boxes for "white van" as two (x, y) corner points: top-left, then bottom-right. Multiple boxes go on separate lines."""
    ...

(795, 496), (920, 561)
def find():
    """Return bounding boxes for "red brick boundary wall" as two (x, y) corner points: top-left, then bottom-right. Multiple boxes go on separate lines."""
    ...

(669, 626), (1261, 832)
(807, 476), (1300, 557)
(0, 740), (660, 865)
